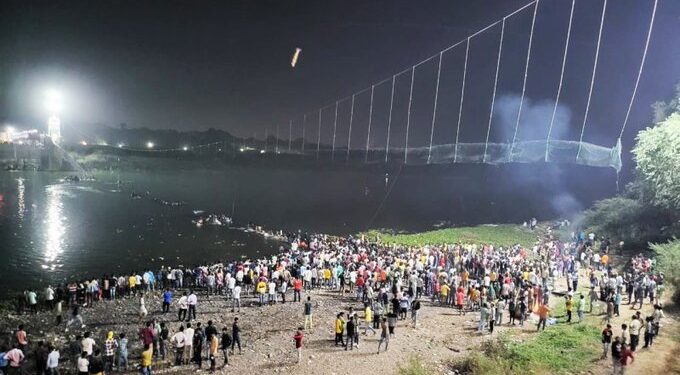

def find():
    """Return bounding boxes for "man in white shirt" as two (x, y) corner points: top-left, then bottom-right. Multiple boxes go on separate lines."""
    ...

(268, 281), (277, 305)
(45, 286), (55, 310)
(81, 332), (96, 356)
(232, 285), (241, 312)
(172, 326), (186, 366)
(187, 291), (198, 321)
(183, 323), (194, 365)
(178, 293), (188, 322)
(46, 345), (60, 374)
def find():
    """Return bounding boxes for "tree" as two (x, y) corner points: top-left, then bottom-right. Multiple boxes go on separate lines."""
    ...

(632, 112), (680, 211)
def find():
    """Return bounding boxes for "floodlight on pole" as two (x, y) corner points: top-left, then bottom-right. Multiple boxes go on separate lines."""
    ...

(44, 89), (63, 114)
(44, 88), (63, 145)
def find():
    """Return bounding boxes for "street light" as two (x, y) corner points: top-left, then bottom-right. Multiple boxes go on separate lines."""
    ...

(146, 141), (154, 149)
(182, 146), (188, 151)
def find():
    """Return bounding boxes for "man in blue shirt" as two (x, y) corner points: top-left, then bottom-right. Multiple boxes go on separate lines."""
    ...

(163, 289), (173, 314)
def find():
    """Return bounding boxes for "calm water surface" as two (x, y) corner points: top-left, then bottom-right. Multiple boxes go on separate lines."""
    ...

(0, 164), (616, 294)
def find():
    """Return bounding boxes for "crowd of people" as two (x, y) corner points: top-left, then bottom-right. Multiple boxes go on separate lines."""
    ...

(0, 226), (670, 374)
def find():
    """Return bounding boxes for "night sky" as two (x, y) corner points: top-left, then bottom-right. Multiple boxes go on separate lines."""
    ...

(1, 0), (679, 157)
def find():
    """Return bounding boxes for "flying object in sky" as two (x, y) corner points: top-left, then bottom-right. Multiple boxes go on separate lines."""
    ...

(291, 47), (302, 68)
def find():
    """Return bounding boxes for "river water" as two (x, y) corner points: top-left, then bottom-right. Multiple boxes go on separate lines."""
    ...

(0, 164), (616, 294)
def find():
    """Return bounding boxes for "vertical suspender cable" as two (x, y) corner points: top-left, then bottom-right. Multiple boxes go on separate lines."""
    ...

(454, 38), (470, 163)
(288, 119), (293, 152)
(316, 108), (322, 159)
(385, 75), (396, 164)
(483, 18), (506, 163)
(510, 0), (539, 161)
(545, 0), (575, 163)
(332, 101), (339, 161)
(404, 66), (416, 164)
(365, 85), (375, 163)
(427, 52), (444, 164)
(302, 114), (306, 154)
(347, 94), (355, 162)
(577, 0), (607, 160)
(619, 0), (658, 139)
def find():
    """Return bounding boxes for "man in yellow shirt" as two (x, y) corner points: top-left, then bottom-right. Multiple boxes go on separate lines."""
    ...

(256, 280), (267, 306)
(565, 295), (574, 323)
(440, 283), (450, 306)
(363, 304), (376, 335)
(141, 344), (152, 375)
(334, 313), (346, 346)
(128, 274), (137, 296)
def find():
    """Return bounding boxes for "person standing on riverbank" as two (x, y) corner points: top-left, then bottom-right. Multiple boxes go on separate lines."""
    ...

(187, 290), (197, 321)
(303, 296), (314, 330)
(231, 318), (242, 355)
(162, 288), (172, 314)
(334, 313), (345, 347)
(220, 327), (231, 368)
(183, 323), (194, 365)
(172, 326), (185, 366)
(46, 344), (59, 375)
(117, 333), (129, 372)
(377, 318), (389, 354)
(177, 292), (188, 321)
(293, 328), (304, 364)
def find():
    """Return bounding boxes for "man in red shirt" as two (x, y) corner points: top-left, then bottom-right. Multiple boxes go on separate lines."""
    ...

(293, 328), (304, 364)
(293, 278), (302, 302)
(619, 344), (635, 374)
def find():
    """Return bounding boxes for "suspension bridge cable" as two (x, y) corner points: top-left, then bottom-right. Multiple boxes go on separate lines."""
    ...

(454, 37), (470, 163)
(619, 0), (658, 140)
(347, 94), (356, 162)
(385, 75), (396, 164)
(483, 18), (506, 163)
(577, 0), (607, 160)
(365, 85), (375, 163)
(280, 0), (537, 160)
(302, 114), (306, 154)
(332, 101), (339, 160)
(317, 108), (322, 159)
(404, 66), (416, 163)
(545, 0), (575, 163)
(288, 119), (293, 152)
(427, 51), (444, 164)
(510, 0), (539, 161)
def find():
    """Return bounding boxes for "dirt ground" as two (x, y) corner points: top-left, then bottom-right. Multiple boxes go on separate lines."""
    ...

(2, 256), (677, 375)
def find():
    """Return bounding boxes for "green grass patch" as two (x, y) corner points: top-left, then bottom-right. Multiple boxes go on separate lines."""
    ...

(397, 356), (435, 375)
(365, 225), (537, 248)
(450, 324), (600, 375)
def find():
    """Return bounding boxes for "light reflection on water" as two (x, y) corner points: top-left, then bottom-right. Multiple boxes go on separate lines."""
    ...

(43, 184), (67, 269)
(17, 178), (25, 220)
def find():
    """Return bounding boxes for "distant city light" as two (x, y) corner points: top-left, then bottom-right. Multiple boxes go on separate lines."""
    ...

(6, 126), (15, 134)
(118, 143), (125, 148)
(80, 140), (88, 146)
(182, 146), (188, 151)
(146, 142), (154, 149)
(17, 141), (24, 145)
(239, 148), (245, 152)
(260, 149), (266, 154)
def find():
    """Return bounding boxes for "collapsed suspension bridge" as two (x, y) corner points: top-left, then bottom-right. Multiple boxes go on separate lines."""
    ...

(117, 0), (659, 173)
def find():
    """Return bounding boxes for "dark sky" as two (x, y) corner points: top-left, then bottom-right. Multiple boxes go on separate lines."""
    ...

(1, 0), (679, 155)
